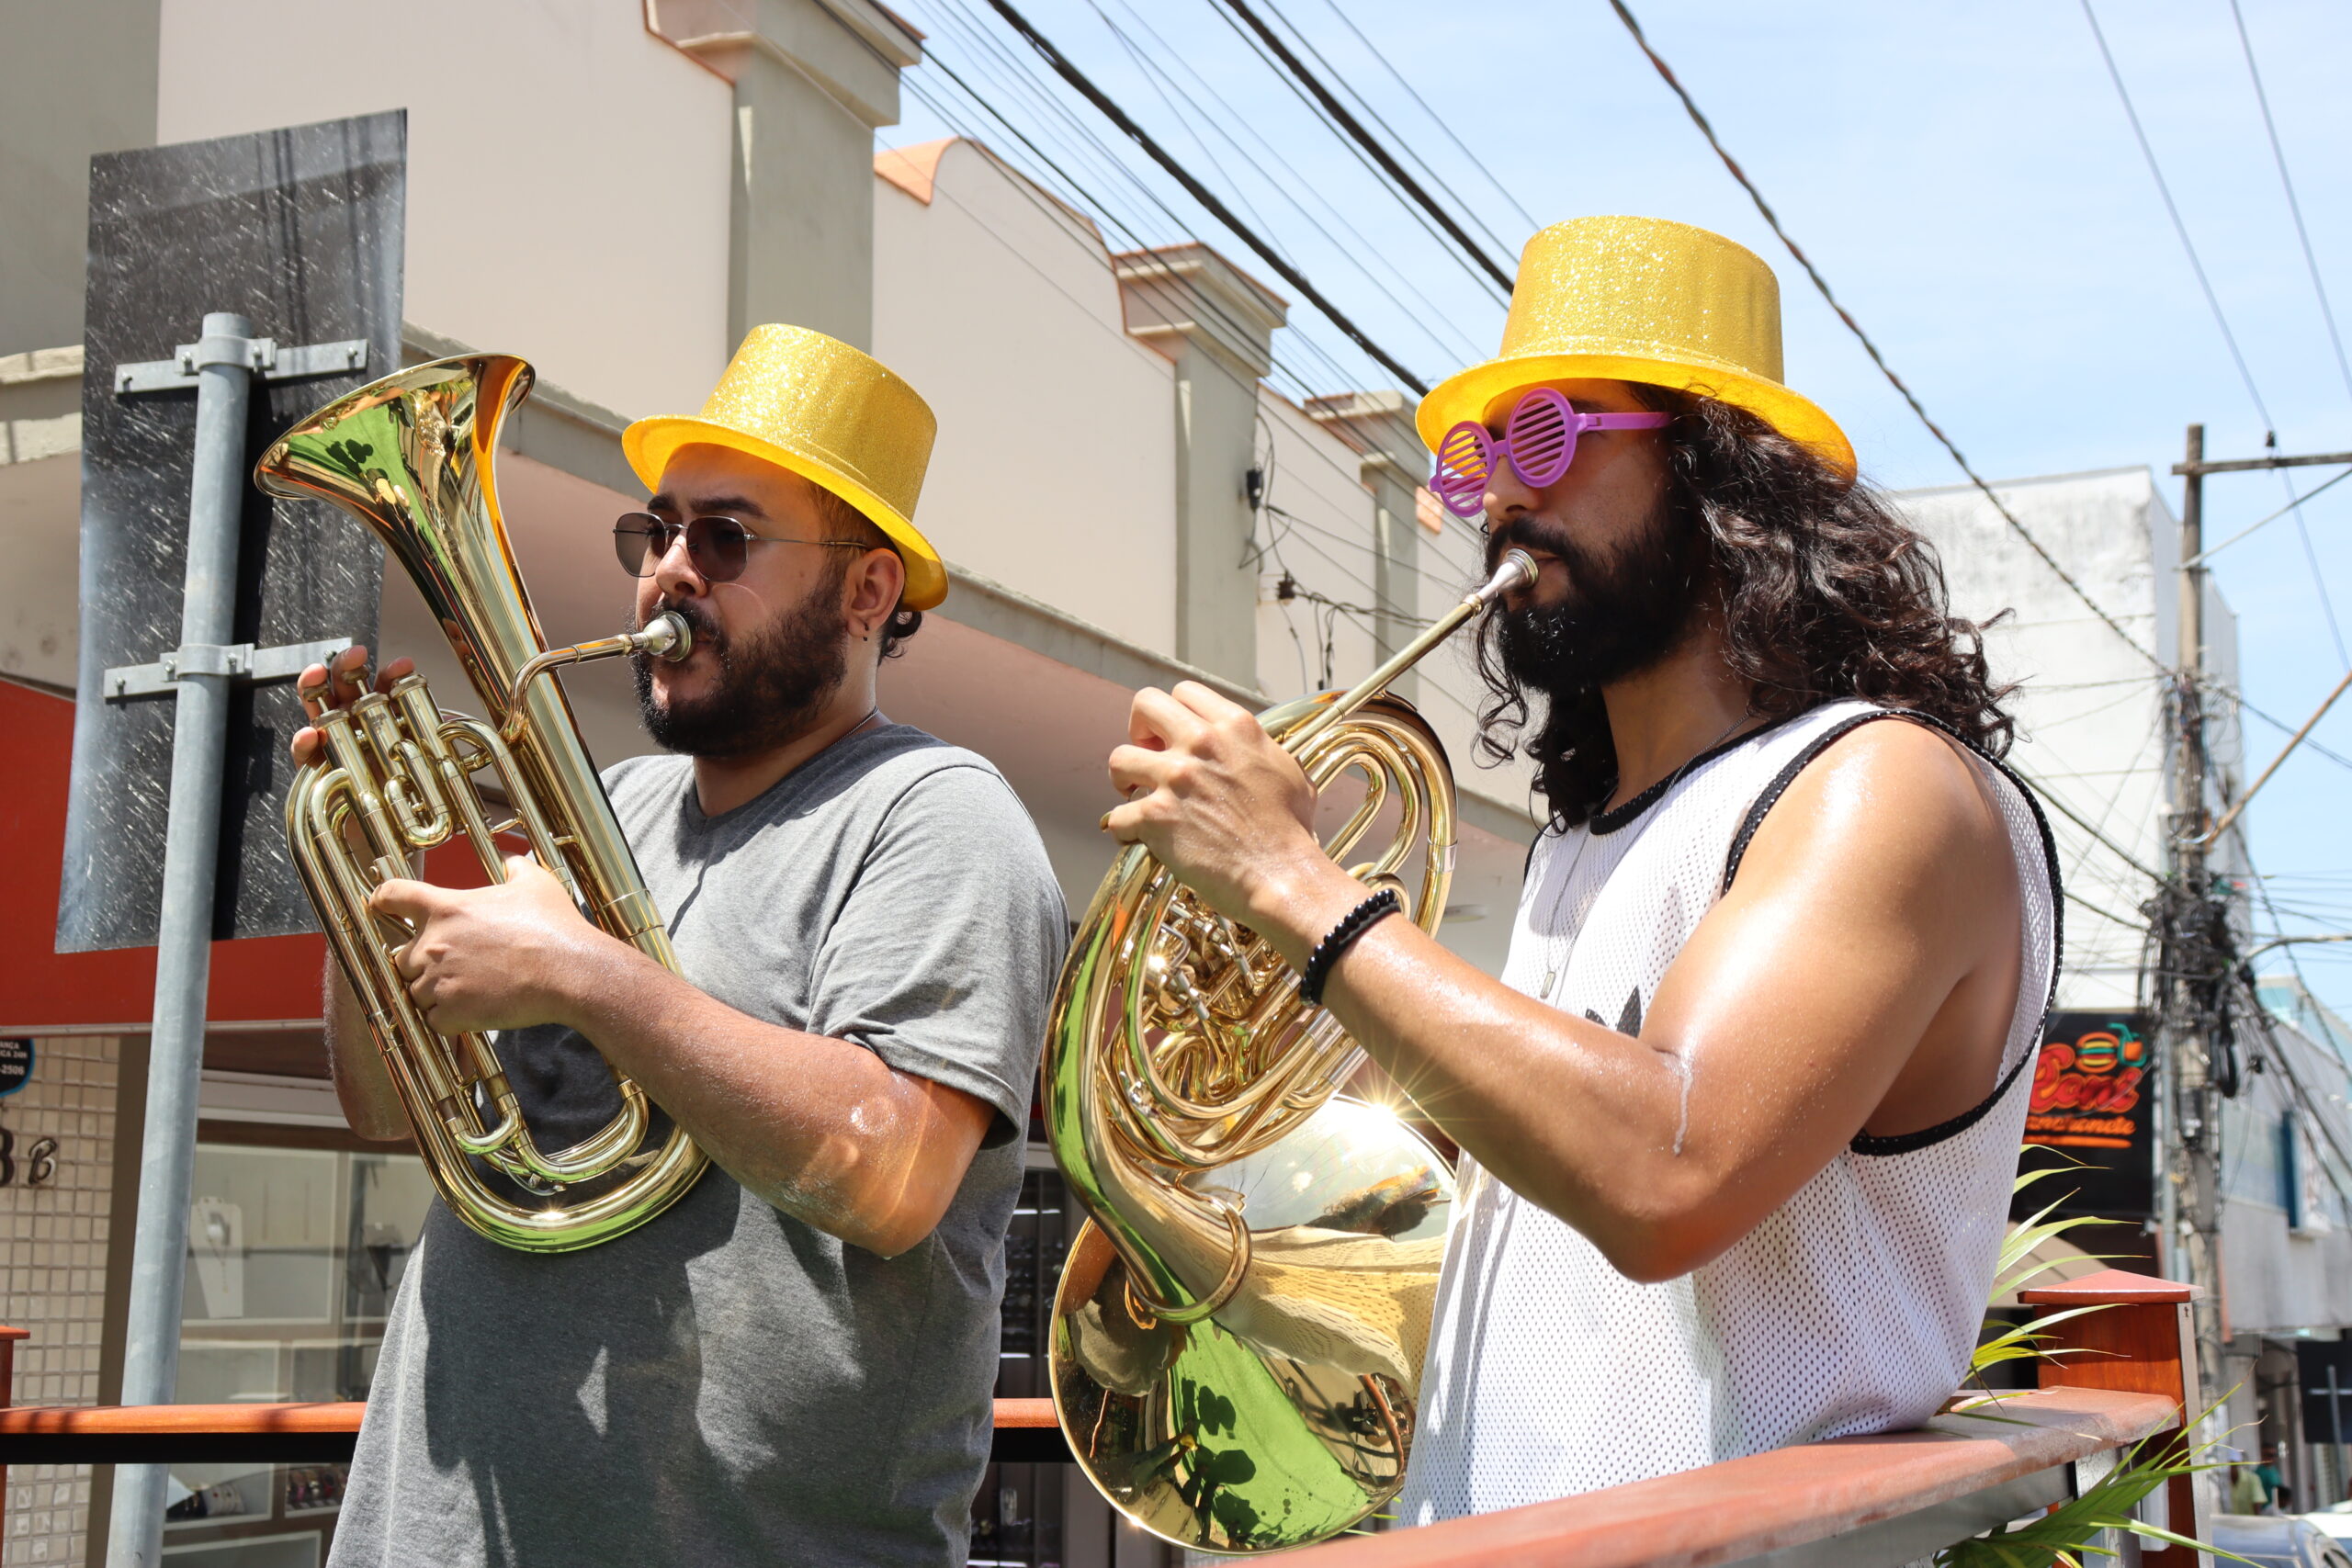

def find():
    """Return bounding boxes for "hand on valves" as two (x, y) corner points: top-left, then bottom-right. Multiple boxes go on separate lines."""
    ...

(289, 642), (617, 1039)
(1101, 680), (1369, 974)
(289, 643), (413, 769)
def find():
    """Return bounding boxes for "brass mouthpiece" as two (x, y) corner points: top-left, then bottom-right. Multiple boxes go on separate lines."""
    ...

(1477, 548), (1538, 605)
(628, 610), (694, 663)
(501, 612), (697, 743)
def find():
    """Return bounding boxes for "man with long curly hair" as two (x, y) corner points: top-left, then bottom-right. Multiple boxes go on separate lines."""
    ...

(1099, 218), (2061, 1516)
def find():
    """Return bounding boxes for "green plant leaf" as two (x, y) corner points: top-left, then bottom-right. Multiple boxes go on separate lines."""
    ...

(1941, 1358), (2252, 1565)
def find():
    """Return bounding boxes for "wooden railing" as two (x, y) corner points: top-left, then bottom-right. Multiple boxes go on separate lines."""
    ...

(0, 1269), (2203, 1566)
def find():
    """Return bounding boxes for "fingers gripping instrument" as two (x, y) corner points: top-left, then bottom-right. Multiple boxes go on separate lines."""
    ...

(1045, 550), (1534, 1552)
(257, 355), (708, 1251)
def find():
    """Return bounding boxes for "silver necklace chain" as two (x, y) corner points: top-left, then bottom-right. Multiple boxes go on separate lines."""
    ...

(1534, 713), (1754, 1000)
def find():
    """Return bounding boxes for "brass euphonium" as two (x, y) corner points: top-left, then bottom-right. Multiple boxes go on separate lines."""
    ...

(256, 354), (707, 1251)
(1046, 549), (1536, 1552)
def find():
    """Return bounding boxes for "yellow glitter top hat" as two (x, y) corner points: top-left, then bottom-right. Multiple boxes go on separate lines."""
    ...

(624, 325), (946, 610)
(1417, 216), (1854, 478)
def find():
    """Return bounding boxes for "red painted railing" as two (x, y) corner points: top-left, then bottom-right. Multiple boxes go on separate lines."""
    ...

(0, 1393), (1067, 1464)
(0, 1269), (2203, 1565)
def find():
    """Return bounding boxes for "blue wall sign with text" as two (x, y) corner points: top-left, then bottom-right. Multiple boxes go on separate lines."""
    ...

(0, 1038), (31, 1098)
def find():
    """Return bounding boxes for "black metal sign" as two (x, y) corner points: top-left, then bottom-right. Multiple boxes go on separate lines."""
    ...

(2300, 1340), (2352, 1444)
(2011, 1010), (2158, 1224)
(58, 112), (404, 952)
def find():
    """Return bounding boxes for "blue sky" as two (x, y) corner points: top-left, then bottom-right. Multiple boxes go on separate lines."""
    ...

(890, 0), (2352, 1015)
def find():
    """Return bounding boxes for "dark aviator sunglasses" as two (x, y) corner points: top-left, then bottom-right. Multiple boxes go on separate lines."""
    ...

(613, 513), (871, 582)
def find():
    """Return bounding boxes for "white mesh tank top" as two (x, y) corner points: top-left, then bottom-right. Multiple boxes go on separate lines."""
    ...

(1396, 700), (2060, 1523)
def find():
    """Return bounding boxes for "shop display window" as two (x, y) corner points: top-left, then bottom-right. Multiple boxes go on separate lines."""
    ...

(973, 1164), (1076, 1568)
(163, 1138), (432, 1561)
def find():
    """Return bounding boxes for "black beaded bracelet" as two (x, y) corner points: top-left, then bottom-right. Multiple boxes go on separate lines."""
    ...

(1297, 888), (1402, 1006)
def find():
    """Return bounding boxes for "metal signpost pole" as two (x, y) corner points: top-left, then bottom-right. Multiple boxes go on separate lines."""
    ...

(2329, 1369), (2346, 1506)
(106, 312), (258, 1568)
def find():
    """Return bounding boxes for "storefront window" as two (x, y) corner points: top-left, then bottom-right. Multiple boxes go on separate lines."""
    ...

(974, 1165), (1074, 1568)
(177, 1144), (432, 1403)
(164, 1140), (434, 1559)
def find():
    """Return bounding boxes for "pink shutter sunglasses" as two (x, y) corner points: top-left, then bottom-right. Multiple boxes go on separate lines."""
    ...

(1429, 388), (1670, 518)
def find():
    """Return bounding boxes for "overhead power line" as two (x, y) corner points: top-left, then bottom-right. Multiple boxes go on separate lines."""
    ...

(906, 37), (1300, 385)
(1207, 0), (1519, 293)
(2067, 885), (2153, 931)
(2206, 676), (2352, 780)
(914, 3), (1380, 413)
(1085, 0), (1487, 363)
(2226, 0), (2352, 411)
(2185, 465), (2352, 568)
(895, 0), (1502, 569)
(2079, 0), (2277, 440)
(1261, 0), (1526, 266)
(978, 0), (1430, 394)
(876, 11), (1499, 612)
(2221, 0), (2352, 669)
(1197, 0), (1511, 309)
(1091, 6), (1288, 259)
(1306, 0), (1540, 232)
(2017, 764), (2165, 886)
(1605, 0), (2163, 675)
(2083, 0), (2352, 667)
(2240, 860), (2352, 1195)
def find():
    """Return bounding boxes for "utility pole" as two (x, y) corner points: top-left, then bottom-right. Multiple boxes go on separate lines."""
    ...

(2165, 422), (2229, 1424)
(2161, 428), (2352, 1435)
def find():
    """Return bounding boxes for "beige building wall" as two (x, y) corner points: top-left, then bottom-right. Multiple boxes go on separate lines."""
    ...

(153, 0), (734, 421)
(0, 349), (80, 694)
(1246, 388), (1527, 829)
(1250, 389), (1377, 700)
(873, 139), (1179, 658)
(1419, 517), (1529, 826)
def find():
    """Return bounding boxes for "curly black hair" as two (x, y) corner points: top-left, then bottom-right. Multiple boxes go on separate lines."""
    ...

(1475, 384), (2015, 831)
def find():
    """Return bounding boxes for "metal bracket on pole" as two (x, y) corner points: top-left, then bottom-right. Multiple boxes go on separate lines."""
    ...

(113, 333), (368, 395)
(2171, 448), (2352, 478)
(105, 310), (300, 1568)
(101, 637), (352, 700)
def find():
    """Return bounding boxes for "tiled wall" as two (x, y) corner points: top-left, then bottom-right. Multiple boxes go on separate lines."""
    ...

(2, 1034), (121, 1567)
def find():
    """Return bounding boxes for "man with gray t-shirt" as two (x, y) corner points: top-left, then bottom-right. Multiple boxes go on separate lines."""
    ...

(293, 328), (1066, 1566)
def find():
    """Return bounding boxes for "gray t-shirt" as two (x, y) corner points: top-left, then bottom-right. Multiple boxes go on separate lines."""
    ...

(329, 723), (1068, 1568)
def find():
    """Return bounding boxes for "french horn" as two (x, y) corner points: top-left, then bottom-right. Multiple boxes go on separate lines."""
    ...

(1046, 549), (1535, 1551)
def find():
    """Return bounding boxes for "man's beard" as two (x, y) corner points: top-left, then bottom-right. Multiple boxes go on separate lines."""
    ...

(1489, 497), (1706, 698)
(632, 578), (850, 759)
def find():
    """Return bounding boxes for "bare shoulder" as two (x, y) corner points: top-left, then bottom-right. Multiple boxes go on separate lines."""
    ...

(1799, 716), (1996, 819)
(1736, 716), (2012, 901)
